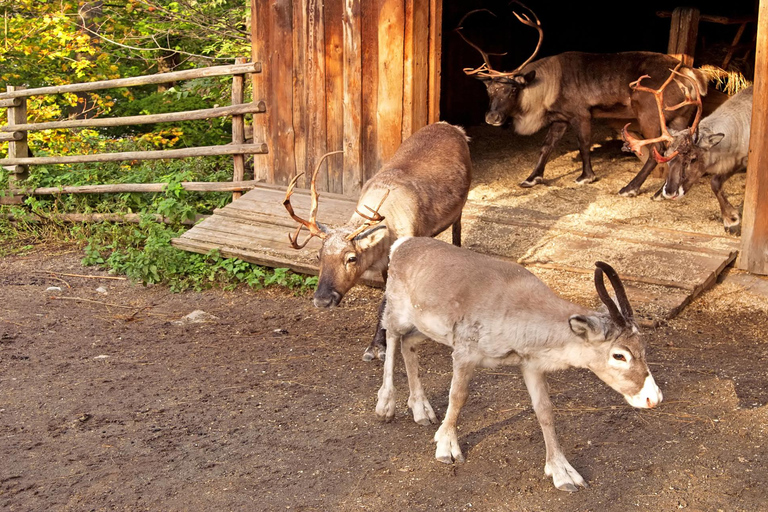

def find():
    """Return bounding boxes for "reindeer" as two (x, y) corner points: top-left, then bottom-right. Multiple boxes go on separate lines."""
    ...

(283, 122), (472, 361)
(623, 74), (752, 235)
(457, 4), (707, 195)
(376, 237), (662, 491)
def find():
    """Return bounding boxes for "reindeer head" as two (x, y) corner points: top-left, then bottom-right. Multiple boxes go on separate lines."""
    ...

(621, 66), (704, 200)
(283, 154), (391, 308)
(661, 127), (724, 199)
(568, 262), (662, 409)
(456, 2), (542, 127)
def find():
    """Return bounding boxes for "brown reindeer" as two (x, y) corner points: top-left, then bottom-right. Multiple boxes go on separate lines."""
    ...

(457, 4), (707, 195)
(283, 122), (472, 361)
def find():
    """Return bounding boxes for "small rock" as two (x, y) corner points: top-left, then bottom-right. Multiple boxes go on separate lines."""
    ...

(46, 286), (62, 293)
(273, 328), (289, 335)
(173, 310), (219, 325)
(95, 286), (108, 295)
(94, 355), (109, 360)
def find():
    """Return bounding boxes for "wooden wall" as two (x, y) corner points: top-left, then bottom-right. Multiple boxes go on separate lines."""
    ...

(251, 0), (442, 196)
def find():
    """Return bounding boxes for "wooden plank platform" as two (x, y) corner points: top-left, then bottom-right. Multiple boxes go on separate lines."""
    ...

(172, 185), (740, 327)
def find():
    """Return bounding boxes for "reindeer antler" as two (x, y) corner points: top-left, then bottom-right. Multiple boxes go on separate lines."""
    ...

(345, 189), (390, 241)
(457, 1), (543, 79)
(594, 261), (634, 329)
(282, 150), (344, 249)
(622, 64), (703, 163)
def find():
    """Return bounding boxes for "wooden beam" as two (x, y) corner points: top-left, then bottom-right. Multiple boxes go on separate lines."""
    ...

(0, 62), (260, 99)
(292, 0), (308, 181)
(342, 0), (363, 195)
(17, 181), (262, 196)
(0, 143), (268, 166)
(428, 0), (442, 123)
(307, 0), (329, 191)
(231, 57), (247, 200)
(325, 0), (345, 193)
(1, 102), (266, 132)
(738, 0), (768, 275)
(5, 86), (29, 184)
(666, 7), (700, 67)
(361, 0), (379, 182)
(376, 0), (405, 163)
(251, 0), (272, 182)
(270, 0), (296, 187)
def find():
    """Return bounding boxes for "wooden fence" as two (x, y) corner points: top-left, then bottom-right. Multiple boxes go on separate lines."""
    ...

(0, 59), (266, 206)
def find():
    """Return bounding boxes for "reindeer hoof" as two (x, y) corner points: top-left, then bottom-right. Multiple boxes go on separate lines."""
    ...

(362, 347), (376, 362)
(651, 189), (665, 201)
(557, 483), (579, 493)
(618, 186), (639, 197)
(520, 176), (543, 188)
(575, 174), (597, 185)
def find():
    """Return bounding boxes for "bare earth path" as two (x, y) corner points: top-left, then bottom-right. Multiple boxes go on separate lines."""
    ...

(1, 244), (767, 511)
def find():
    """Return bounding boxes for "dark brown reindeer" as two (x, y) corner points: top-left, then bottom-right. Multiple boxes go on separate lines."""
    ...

(283, 122), (472, 361)
(457, 4), (707, 195)
(623, 70), (753, 234)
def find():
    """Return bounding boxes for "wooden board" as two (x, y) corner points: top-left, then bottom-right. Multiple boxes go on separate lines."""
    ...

(173, 186), (740, 327)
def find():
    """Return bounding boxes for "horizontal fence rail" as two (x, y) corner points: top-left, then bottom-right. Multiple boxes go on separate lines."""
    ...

(0, 62), (261, 100)
(0, 143), (268, 166)
(16, 180), (262, 196)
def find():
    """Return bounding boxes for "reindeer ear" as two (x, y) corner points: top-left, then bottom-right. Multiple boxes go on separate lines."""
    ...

(316, 222), (330, 234)
(353, 224), (388, 250)
(569, 315), (606, 343)
(514, 70), (536, 86)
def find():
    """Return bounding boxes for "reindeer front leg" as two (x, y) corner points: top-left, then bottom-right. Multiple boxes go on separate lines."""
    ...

(521, 121), (568, 188)
(711, 170), (741, 235)
(434, 355), (476, 463)
(400, 333), (437, 426)
(375, 329), (400, 421)
(522, 366), (587, 492)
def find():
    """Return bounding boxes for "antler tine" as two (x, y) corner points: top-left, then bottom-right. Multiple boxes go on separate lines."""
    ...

(456, 9), (508, 78)
(509, 0), (543, 75)
(666, 68), (704, 137)
(622, 64), (685, 161)
(594, 266), (627, 329)
(595, 261), (634, 324)
(346, 189), (390, 241)
(282, 150), (344, 249)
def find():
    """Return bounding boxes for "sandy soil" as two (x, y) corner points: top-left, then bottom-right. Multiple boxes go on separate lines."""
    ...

(2, 124), (767, 511)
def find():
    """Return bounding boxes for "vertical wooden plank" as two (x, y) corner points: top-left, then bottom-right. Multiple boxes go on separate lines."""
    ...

(427, 0), (442, 123)
(361, 0), (379, 182)
(410, 0), (430, 134)
(666, 6), (700, 67)
(292, 0), (308, 179)
(269, 0), (296, 186)
(5, 86), (29, 181)
(376, 0), (405, 164)
(251, 0), (272, 182)
(231, 57), (247, 201)
(342, 0), (363, 195)
(307, 0), (329, 191)
(402, 0), (415, 141)
(325, 0), (345, 193)
(738, 0), (768, 274)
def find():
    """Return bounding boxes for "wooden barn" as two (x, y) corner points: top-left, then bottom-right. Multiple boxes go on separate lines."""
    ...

(172, 0), (768, 325)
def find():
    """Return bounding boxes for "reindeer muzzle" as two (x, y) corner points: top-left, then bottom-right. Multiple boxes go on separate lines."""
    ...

(624, 375), (663, 409)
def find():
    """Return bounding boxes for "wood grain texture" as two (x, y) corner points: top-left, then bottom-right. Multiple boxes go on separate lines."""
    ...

(251, 0), (272, 182)
(270, 0), (296, 186)
(307, 0), (329, 191)
(361, 0), (379, 182)
(738, 0), (768, 274)
(428, 0), (442, 123)
(342, 0), (363, 195)
(231, 57), (247, 200)
(376, 0), (405, 164)
(325, 0), (345, 193)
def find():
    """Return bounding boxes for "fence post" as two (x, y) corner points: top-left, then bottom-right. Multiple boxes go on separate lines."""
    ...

(2, 85), (29, 205)
(231, 57), (247, 200)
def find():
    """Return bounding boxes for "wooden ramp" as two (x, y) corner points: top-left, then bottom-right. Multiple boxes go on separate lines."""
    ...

(172, 186), (740, 327)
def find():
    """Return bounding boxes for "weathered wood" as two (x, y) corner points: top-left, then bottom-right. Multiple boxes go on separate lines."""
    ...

(5, 86), (29, 184)
(738, 0), (768, 275)
(0, 62), (260, 99)
(1, 102), (266, 132)
(292, 0), (308, 180)
(0, 98), (21, 108)
(251, 0), (271, 182)
(325, 0), (345, 193)
(0, 143), (268, 166)
(1, 212), (204, 225)
(656, 11), (757, 25)
(307, 0), (329, 191)
(17, 181), (261, 196)
(0, 131), (24, 142)
(376, 0), (405, 164)
(271, 0), (296, 187)
(667, 6), (700, 67)
(402, 0), (430, 140)
(361, 0), (379, 181)
(342, 0), (363, 195)
(428, 0), (442, 123)
(231, 57), (247, 200)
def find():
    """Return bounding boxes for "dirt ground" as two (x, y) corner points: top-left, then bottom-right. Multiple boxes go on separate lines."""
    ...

(2, 124), (768, 511)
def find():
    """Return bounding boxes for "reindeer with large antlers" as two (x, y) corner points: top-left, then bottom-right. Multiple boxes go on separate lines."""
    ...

(377, 236), (662, 491)
(283, 122), (472, 361)
(623, 70), (753, 234)
(457, 3), (707, 194)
